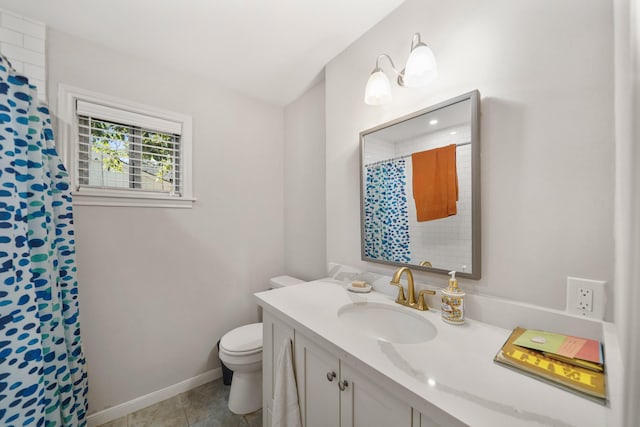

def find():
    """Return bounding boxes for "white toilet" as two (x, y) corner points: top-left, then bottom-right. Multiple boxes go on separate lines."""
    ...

(218, 275), (304, 414)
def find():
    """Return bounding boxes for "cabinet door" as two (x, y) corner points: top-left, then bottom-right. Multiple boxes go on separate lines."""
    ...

(263, 312), (295, 427)
(412, 410), (445, 427)
(340, 362), (412, 427)
(295, 334), (340, 427)
(413, 408), (461, 427)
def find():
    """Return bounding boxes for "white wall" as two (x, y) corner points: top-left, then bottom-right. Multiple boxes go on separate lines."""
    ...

(283, 81), (327, 280)
(613, 0), (640, 423)
(325, 0), (615, 314)
(47, 29), (285, 413)
(0, 8), (45, 101)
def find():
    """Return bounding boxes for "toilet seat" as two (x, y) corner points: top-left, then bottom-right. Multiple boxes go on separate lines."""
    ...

(220, 323), (262, 355)
(220, 347), (262, 356)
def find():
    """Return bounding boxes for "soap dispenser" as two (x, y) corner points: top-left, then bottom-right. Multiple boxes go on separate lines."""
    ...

(441, 271), (465, 324)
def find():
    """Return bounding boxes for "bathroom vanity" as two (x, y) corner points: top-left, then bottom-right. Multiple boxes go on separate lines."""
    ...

(256, 279), (616, 427)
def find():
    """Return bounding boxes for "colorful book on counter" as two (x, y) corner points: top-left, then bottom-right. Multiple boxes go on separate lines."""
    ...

(512, 329), (604, 371)
(494, 327), (606, 404)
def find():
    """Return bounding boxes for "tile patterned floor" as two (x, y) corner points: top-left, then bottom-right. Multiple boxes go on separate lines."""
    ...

(98, 379), (262, 427)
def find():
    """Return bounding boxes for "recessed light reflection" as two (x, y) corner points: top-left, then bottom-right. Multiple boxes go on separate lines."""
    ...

(449, 131), (457, 135)
(427, 378), (436, 387)
(429, 119), (438, 125)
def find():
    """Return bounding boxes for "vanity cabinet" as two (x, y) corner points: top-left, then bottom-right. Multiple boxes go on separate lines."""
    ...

(295, 333), (412, 427)
(258, 281), (610, 427)
(263, 309), (449, 427)
(263, 310), (418, 427)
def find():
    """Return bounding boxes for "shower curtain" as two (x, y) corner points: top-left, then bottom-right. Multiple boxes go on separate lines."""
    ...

(364, 159), (411, 263)
(0, 56), (88, 426)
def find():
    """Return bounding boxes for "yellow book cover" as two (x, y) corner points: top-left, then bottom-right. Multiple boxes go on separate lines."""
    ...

(494, 327), (606, 404)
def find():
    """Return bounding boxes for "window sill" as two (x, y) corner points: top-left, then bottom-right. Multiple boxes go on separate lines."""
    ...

(71, 190), (195, 208)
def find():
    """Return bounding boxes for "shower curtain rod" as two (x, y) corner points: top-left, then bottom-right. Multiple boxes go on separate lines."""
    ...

(365, 141), (471, 167)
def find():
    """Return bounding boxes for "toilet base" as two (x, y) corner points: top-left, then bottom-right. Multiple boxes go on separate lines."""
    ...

(228, 370), (262, 415)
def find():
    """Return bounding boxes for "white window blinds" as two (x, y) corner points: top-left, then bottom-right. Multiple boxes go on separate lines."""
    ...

(77, 101), (182, 134)
(76, 100), (182, 196)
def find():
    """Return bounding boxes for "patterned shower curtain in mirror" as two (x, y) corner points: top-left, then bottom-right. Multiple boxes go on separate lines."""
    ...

(364, 159), (411, 263)
(0, 56), (88, 426)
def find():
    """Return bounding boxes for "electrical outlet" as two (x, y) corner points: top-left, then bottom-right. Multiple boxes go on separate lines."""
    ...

(566, 277), (606, 319)
(576, 287), (593, 311)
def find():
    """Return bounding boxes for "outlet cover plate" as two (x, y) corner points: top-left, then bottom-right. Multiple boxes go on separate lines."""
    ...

(566, 276), (606, 319)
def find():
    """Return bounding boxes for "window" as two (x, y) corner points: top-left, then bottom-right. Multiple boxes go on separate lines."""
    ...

(58, 85), (194, 208)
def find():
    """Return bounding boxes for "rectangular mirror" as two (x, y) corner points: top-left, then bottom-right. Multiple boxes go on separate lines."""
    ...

(359, 90), (480, 279)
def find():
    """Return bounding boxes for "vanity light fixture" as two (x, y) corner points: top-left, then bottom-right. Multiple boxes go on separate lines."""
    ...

(364, 33), (438, 106)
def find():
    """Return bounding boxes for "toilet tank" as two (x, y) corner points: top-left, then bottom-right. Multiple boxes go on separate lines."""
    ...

(269, 275), (305, 289)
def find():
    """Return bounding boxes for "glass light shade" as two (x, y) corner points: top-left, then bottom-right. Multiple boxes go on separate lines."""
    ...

(364, 69), (392, 105)
(403, 44), (438, 87)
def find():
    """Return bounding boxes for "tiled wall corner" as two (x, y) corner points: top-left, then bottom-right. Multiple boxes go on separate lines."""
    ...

(398, 126), (473, 271)
(0, 9), (46, 102)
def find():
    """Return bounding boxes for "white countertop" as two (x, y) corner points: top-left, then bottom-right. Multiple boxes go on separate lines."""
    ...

(255, 279), (613, 427)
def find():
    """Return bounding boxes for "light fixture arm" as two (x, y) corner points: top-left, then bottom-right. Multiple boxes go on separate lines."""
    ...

(374, 54), (402, 76)
(410, 33), (424, 50)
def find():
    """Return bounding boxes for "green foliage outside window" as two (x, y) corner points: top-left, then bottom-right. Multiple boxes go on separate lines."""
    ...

(91, 121), (129, 172)
(142, 131), (175, 183)
(90, 119), (177, 187)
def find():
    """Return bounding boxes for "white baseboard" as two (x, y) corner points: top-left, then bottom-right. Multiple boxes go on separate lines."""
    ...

(86, 368), (222, 427)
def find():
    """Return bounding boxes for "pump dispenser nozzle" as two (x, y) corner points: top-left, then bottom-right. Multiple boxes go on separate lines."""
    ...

(447, 271), (458, 290)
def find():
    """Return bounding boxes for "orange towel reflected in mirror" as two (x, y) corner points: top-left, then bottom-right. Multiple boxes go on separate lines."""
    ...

(411, 144), (458, 222)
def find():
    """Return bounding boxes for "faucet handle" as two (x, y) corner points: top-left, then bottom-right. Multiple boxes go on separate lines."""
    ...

(389, 281), (407, 304)
(417, 289), (437, 311)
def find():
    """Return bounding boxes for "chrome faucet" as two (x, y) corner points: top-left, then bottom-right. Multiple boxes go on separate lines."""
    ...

(389, 266), (436, 311)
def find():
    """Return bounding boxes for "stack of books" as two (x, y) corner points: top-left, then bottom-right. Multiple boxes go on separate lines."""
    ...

(494, 327), (606, 403)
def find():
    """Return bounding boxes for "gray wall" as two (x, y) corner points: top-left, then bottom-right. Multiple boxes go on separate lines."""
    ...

(284, 80), (327, 280)
(47, 29), (286, 413)
(324, 0), (615, 314)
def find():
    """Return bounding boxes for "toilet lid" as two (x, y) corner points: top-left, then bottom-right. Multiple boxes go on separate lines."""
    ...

(220, 322), (263, 353)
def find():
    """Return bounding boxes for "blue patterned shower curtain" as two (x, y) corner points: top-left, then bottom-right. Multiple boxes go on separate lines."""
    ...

(0, 56), (88, 426)
(364, 159), (411, 263)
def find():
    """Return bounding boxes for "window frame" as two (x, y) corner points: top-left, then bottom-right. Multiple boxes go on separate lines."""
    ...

(58, 84), (194, 208)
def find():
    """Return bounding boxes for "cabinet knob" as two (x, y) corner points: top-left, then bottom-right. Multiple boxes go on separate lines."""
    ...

(338, 379), (349, 391)
(326, 371), (337, 382)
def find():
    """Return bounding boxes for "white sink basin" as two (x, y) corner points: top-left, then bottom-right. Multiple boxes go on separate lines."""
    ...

(337, 302), (437, 344)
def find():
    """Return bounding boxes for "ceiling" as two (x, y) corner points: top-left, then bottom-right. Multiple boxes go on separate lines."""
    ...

(0, 0), (405, 106)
